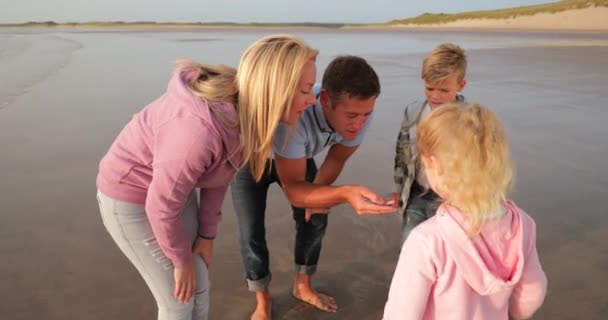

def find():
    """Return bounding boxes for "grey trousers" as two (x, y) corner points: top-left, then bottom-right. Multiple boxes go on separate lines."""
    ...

(97, 190), (209, 320)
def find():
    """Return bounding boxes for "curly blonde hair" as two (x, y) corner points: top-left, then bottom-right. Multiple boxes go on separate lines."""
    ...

(417, 103), (513, 233)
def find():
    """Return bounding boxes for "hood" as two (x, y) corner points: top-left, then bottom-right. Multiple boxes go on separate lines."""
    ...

(437, 201), (527, 295)
(166, 62), (242, 168)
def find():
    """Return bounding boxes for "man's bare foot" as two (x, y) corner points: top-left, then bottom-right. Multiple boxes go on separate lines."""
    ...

(292, 274), (337, 313)
(251, 290), (272, 320)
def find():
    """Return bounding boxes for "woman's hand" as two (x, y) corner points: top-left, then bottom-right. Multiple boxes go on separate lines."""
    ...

(173, 262), (196, 304)
(193, 237), (214, 268)
(173, 237), (213, 304)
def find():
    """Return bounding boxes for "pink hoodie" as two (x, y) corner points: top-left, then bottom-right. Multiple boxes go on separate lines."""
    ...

(383, 201), (547, 320)
(97, 63), (242, 268)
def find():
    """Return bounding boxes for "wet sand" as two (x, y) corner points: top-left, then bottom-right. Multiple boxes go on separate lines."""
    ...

(1, 30), (607, 319)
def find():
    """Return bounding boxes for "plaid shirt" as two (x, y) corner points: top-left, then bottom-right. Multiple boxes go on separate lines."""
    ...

(393, 95), (465, 215)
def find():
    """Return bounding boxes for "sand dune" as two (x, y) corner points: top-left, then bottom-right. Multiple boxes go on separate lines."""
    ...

(395, 7), (608, 31)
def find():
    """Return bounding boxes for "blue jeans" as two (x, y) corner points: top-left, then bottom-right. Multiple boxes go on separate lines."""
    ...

(230, 159), (326, 292)
(401, 183), (440, 244)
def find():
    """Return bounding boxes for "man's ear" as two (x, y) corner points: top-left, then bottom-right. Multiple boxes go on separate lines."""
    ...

(319, 89), (331, 110)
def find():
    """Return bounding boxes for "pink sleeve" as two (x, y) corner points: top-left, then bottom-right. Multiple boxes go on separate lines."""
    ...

(509, 220), (547, 319)
(145, 119), (222, 268)
(197, 185), (229, 238)
(384, 230), (437, 320)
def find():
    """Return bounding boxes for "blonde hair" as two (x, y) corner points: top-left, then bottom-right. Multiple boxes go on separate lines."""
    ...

(421, 43), (467, 83)
(417, 103), (513, 234)
(177, 59), (238, 105)
(177, 59), (239, 127)
(237, 34), (318, 181)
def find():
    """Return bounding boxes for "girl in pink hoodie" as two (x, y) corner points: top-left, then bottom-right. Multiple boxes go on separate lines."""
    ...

(383, 103), (547, 320)
(96, 35), (319, 320)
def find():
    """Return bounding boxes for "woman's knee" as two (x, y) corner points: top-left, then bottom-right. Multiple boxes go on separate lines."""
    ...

(192, 256), (210, 318)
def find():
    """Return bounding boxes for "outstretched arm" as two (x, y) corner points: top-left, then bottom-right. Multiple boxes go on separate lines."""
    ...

(275, 154), (395, 214)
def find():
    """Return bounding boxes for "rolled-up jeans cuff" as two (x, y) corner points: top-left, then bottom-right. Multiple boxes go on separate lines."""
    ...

(246, 275), (271, 292)
(295, 264), (317, 275)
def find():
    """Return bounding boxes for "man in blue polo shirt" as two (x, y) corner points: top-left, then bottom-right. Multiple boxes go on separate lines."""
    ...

(230, 55), (394, 319)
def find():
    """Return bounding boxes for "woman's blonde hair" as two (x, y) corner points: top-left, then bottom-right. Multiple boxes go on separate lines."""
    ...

(417, 103), (513, 234)
(237, 34), (318, 181)
(176, 59), (239, 128)
(178, 59), (238, 105)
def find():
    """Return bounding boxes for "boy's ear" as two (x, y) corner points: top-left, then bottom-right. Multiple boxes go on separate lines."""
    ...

(457, 79), (467, 92)
(319, 89), (331, 110)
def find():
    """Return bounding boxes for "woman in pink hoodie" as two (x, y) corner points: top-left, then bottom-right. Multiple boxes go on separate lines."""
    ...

(383, 103), (547, 320)
(96, 35), (318, 320)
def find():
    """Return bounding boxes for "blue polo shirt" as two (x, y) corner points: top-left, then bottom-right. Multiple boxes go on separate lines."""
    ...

(273, 84), (373, 159)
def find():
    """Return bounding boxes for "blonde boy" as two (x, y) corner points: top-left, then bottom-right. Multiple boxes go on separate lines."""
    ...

(391, 43), (468, 242)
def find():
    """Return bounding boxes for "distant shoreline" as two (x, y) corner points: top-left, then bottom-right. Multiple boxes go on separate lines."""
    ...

(2, 23), (607, 36)
(0, 22), (348, 29)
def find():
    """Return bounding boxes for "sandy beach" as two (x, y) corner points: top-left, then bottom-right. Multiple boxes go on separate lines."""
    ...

(0, 28), (607, 319)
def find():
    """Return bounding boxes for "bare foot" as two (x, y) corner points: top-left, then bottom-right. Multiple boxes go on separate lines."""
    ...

(251, 308), (271, 320)
(292, 284), (337, 313)
(251, 290), (272, 320)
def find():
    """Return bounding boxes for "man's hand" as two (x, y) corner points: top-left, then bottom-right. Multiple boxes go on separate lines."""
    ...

(193, 237), (213, 268)
(305, 207), (330, 222)
(343, 186), (398, 215)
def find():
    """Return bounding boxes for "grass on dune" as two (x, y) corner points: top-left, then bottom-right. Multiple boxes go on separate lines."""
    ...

(386, 0), (608, 25)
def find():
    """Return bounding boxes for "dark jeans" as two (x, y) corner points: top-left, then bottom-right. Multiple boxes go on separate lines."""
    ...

(401, 182), (440, 244)
(230, 159), (327, 292)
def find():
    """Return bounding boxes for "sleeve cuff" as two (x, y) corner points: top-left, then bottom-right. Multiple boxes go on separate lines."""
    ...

(197, 224), (218, 240)
(197, 233), (215, 240)
(171, 251), (193, 269)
